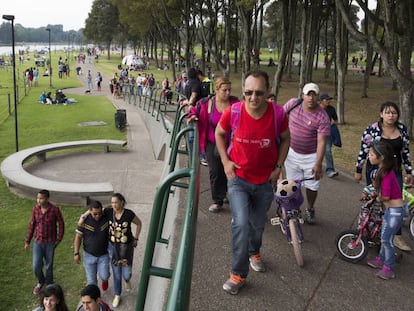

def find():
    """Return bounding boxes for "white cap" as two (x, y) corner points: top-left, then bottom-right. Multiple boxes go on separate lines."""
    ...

(302, 83), (320, 95)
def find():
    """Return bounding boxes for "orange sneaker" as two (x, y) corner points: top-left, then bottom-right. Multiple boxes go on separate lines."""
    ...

(223, 273), (246, 295)
(249, 253), (265, 272)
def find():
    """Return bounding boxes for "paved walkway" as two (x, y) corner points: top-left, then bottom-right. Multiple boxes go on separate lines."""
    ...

(30, 57), (414, 310)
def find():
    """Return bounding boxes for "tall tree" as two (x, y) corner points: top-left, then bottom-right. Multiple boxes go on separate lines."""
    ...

(336, 0), (414, 135)
(84, 0), (120, 59)
(334, 1), (349, 124)
(272, 0), (293, 99)
(298, 0), (323, 90)
(236, 0), (268, 80)
(360, 4), (381, 98)
(197, 0), (233, 77)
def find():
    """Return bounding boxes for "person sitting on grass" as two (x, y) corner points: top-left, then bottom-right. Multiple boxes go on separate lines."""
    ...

(55, 90), (67, 104)
(43, 92), (53, 104)
(39, 91), (47, 104)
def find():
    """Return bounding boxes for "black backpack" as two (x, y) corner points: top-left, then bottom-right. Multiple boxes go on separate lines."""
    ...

(200, 81), (211, 98)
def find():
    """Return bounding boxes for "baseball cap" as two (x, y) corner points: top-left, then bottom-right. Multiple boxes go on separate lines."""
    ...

(182, 72), (188, 78)
(320, 94), (333, 100)
(302, 83), (320, 95)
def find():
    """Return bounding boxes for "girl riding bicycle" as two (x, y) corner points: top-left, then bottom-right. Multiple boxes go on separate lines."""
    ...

(366, 139), (405, 280)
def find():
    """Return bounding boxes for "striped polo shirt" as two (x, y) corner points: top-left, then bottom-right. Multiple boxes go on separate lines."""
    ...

(284, 98), (330, 154)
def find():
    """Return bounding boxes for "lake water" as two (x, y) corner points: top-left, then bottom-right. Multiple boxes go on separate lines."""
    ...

(0, 44), (83, 56)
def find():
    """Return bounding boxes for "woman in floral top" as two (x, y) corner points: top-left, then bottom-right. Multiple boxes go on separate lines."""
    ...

(354, 101), (413, 251)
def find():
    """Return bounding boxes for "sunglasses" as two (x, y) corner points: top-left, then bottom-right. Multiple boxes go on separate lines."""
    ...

(244, 90), (266, 97)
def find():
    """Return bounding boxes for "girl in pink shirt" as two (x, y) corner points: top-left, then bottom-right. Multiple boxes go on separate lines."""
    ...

(366, 140), (404, 280)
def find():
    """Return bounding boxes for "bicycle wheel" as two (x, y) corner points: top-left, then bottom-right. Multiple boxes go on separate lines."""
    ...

(409, 214), (414, 240)
(335, 230), (368, 263)
(289, 218), (304, 267)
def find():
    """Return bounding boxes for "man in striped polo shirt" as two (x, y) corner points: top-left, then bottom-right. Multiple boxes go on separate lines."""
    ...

(283, 83), (331, 224)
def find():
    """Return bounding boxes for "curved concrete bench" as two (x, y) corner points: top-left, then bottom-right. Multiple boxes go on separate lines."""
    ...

(1, 139), (127, 204)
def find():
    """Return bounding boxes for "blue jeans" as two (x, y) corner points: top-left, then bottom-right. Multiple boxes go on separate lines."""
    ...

(380, 207), (404, 269)
(188, 131), (194, 159)
(227, 176), (274, 277)
(109, 244), (132, 295)
(33, 241), (55, 285)
(325, 136), (335, 173)
(83, 251), (110, 286)
(137, 85), (142, 96)
(366, 164), (403, 237)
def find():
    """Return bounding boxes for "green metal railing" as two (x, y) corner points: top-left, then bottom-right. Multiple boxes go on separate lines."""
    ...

(134, 88), (199, 310)
(124, 85), (186, 134)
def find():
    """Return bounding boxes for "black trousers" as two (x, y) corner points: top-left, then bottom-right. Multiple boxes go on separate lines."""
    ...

(205, 141), (227, 205)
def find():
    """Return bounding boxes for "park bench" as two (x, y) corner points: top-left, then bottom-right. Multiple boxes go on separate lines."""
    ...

(0, 139), (127, 205)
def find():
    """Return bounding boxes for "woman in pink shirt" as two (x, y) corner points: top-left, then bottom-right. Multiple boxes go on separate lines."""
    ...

(188, 77), (239, 212)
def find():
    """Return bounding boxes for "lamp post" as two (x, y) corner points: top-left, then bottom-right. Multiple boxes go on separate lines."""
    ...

(46, 28), (52, 87)
(3, 14), (18, 152)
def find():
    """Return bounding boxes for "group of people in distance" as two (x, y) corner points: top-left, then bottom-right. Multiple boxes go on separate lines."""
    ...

(26, 190), (142, 309)
(187, 69), (413, 294)
(38, 90), (75, 105)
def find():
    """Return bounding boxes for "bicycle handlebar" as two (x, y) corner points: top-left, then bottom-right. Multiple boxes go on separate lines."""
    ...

(294, 176), (315, 183)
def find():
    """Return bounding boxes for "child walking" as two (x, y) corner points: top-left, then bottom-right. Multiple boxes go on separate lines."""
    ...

(366, 140), (405, 279)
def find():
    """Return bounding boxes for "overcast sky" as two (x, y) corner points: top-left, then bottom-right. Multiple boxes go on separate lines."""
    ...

(2, 0), (376, 32)
(2, 0), (93, 31)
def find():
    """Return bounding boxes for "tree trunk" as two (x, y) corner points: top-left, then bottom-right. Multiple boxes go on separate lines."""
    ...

(285, 0), (297, 80)
(272, 0), (290, 99)
(335, 4), (347, 124)
(238, 6), (252, 75)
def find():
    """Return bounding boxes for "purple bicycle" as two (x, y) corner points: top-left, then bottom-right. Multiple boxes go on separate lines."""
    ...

(271, 178), (309, 267)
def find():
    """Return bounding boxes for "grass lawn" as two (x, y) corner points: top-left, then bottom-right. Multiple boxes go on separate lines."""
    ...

(0, 49), (408, 310)
(0, 52), (126, 310)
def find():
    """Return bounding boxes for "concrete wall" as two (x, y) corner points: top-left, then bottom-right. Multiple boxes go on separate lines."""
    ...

(137, 109), (181, 310)
(139, 110), (173, 161)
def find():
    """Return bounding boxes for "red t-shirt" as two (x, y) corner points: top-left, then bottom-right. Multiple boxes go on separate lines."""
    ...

(219, 102), (288, 184)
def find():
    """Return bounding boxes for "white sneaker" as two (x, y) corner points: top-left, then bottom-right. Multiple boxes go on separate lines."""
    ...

(112, 295), (121, 308)
(327, 171), (338, 178)
(208, 203), (223, 213)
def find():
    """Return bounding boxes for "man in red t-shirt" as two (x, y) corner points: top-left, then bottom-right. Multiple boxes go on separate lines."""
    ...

(215, 70), (290, 295)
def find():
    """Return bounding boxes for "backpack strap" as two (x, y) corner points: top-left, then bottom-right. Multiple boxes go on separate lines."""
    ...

(287, 98), (303, 114)
(196, 95), (213, 115)
(227, 101), (242, 155)
(272, 103), (286, 139)
(228, 101), (285, 155)
(230, 101), (242, 133)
